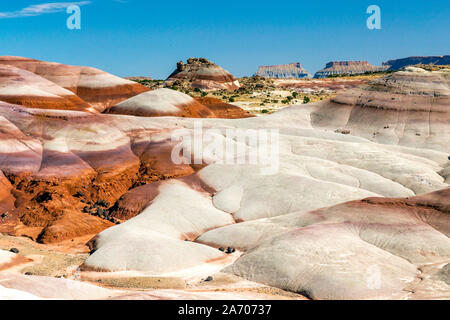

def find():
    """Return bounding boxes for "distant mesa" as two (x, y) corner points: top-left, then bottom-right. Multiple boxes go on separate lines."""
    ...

(0, 56), (149, 112)
(383, 55), (450, 70)
(314, 61), (388, 78)
(254, 63), (311, 79)
(165, 58), (240, 91)
(124, 76), (153, 81)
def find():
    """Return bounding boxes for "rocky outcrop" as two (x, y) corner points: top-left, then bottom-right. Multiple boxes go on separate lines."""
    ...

(314, 61), (388, 78)
(254, 63), (311, 79)
(383, 55), (450, 70)
(0, 56), (149, 112)
(165, 58), (240, 91)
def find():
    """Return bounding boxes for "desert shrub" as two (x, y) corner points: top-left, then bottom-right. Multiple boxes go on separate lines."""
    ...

(303, 96), (310, 104)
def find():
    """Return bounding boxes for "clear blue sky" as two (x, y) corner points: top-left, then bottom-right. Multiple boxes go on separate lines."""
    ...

(1, 0), (449, 79)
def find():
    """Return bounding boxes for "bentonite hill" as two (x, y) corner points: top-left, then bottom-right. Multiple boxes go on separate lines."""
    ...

(0, 55), (449, 300)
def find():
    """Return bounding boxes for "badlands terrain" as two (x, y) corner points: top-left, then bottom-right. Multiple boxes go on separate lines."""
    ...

(0, 56), (449, 300)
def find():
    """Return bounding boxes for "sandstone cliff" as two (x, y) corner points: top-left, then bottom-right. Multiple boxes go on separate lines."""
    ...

(314, 61), (388, 78)
(383, 55), (450, 70)
(254, 63), (311, 79)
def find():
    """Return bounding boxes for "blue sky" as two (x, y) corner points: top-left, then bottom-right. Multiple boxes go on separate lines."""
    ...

(1, 0), (449, 78)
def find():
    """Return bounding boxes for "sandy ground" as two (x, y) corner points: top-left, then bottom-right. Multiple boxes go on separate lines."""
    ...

(0, 234), (306, 299)
(0, 233), (89, 277)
